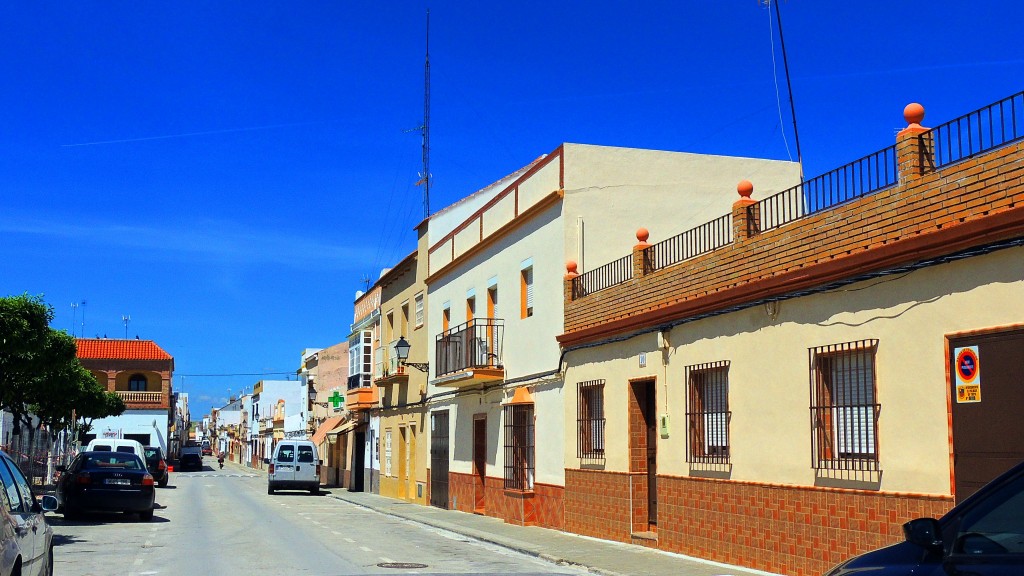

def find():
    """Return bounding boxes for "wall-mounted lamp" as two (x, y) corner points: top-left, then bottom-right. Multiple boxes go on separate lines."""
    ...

(394, 336), (429, 373)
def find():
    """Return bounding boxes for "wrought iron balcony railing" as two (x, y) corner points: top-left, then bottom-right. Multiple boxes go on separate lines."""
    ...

(435, 319), (503, 377)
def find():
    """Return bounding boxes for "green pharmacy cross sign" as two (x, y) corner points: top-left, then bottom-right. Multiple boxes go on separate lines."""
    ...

(328, 390), (345, 410)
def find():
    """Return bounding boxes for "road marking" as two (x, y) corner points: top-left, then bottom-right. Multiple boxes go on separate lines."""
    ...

(332, 531), (342, 535)
(381, 557), (394, 563)
(360, 546), (372, 552)
(344, 538), (355, 543)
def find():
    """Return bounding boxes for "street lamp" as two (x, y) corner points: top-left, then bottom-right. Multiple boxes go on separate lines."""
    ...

(393, 336), (429, 373)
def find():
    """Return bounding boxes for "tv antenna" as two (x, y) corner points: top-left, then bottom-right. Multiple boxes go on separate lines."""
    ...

(406, 10), (432, 219)
(361, 275), (372, 291)
(80, 300), (87, 338)
(122, 315), (131, 339)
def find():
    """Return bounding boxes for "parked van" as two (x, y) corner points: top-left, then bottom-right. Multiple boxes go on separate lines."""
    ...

(265, 440), (320, 495)
(85, 438), (147, 465)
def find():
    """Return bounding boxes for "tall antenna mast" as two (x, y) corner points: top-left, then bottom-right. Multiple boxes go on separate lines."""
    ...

(768, 0), (802, 177)
(421, 9), (431, 219)
(122, 314), (131, 339)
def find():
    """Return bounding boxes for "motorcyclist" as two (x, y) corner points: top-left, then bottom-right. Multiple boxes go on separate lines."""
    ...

(217, 453), (225, 469)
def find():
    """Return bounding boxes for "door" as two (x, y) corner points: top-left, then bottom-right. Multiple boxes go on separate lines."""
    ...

(406, 424), (415, 501)
(397, 427), (407, 499)
(950, 329), (1024, 502)
(274, 443), (296, 482)
(351, 432), (365, 492)
(296, 443), (316, 483)
(430, 411), (449, 508)
(473, 415), (487, 513)
(629, 379), (658, 530)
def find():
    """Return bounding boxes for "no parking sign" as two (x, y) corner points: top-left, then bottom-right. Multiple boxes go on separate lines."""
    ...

(954, 346), (981, 403)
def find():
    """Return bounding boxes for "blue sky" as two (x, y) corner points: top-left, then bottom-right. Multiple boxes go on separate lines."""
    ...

(2, 1), (1021, 419)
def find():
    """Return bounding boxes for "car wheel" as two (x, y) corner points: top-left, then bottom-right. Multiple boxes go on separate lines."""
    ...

(158, 477), (168, 487)
(64, 504), (81, 520)
(139, 508), (154, 521)
(309, 486), (319, 495)
(267, 485), (274, 495)
(45, 545), (54, 576)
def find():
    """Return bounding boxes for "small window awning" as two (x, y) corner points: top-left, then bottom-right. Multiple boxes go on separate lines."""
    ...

(310, 415), (345, 445)
(327, 419), (360, 437)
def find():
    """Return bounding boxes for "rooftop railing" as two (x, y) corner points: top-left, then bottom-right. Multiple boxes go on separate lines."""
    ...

(644, 213), (733, 272)
(930, 90), (1024, 168)
(571, 254), (632, 299)
(755, 145), (898, 233)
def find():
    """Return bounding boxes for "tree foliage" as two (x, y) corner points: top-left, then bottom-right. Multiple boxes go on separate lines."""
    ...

(0, 294), (125, 437)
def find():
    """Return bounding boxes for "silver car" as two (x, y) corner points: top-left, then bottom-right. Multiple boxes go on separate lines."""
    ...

(0, 451), (56, 576)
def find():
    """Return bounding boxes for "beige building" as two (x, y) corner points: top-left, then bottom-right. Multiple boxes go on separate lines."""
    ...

(425, 143), (799, 527)
(558, 99), (1024, 575)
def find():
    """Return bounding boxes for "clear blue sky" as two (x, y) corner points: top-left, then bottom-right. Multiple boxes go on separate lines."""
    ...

(2, 1), (1021, 419)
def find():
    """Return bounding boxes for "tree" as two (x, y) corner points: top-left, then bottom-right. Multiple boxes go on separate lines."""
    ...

(0, 294), (54, 448)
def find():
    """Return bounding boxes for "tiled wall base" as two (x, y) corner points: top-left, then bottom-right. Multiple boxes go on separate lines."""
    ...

(566, 468), (954, 576)
(449, 471), (563, 530)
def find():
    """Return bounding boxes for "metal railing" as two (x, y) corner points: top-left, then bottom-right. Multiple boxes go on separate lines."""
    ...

(756, 145), (898, 232)
(374, 341), (405, 380)
(930, 90), (1024, 168)
(644, 213), (733, 272)
(435, 318), (503, 377)
(572, 254), (632, 299)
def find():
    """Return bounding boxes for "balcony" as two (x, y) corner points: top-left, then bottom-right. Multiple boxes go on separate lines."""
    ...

(374, 340), (408, 386)
(345, 385), (379, 412)
(115, 390), (167, 409)
(434, 319), (504, 387)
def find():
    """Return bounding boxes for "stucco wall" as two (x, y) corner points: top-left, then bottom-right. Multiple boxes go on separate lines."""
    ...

(564, 245), (1024, 495)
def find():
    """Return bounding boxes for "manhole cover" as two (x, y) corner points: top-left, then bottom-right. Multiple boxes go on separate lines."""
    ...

(377, 563), (429, 569)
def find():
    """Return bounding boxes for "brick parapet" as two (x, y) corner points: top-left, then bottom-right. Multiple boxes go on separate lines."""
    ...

(562, 139), (1024, 341)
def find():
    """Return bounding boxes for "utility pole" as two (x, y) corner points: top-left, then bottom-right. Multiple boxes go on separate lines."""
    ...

(420, 9), (432, 219)
(122, 315), (131, 339)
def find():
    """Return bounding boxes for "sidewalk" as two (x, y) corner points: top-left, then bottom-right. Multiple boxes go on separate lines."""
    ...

(231, 459), (779, 575)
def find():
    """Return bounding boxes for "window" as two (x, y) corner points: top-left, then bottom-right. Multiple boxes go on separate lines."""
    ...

(401, 301), (409, 337)
(809, 340), (880, 471)
(385, 429), (393, 477)
(442, 304), (450, 332)
(414, 293), (424, 327)
(466, 296), (475, 324)
(577, 380), (605, 459)
(685, 361), (730, 464)
(297, 445), (315, 463)
(521, 266), (534, 318)
(0, 456), (28, 514)
(504, 404), (534, 490)
(129, 374), (147, 391)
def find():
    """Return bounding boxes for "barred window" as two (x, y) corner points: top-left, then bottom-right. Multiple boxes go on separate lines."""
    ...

(577, 380), (605, 459)
(503, 404), (534, 490)
(809, 340), (880, 471)
(685, 362), (730, 464)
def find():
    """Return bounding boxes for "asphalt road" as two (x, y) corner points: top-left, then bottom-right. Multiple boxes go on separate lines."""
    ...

(47, 464), (589, 576)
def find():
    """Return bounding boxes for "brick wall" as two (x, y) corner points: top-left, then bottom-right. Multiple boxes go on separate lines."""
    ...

(567, 468), (953, 576)
(563, 138), (1024, 342)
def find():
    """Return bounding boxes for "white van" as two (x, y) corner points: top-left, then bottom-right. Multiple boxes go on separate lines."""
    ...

(265, 440), (320, 495)
(85, 438), (147, 466)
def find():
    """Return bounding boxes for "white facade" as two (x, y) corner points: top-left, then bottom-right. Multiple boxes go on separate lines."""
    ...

(90, 410), (170, 452)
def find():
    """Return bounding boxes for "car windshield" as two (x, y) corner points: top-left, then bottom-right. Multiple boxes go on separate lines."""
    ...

(277, 447), (295, 462)
(952, 472), (1024, 555)
(83, 453), (143, 470)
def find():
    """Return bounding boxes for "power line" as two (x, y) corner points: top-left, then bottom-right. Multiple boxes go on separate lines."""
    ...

(176, 372), (295, 377)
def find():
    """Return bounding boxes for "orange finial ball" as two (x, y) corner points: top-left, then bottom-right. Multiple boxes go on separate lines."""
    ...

(636, 228), (650, 243)
(904, 103), (925, 126)
(566, 260), (578, 274)
(737, 180), (754, 198)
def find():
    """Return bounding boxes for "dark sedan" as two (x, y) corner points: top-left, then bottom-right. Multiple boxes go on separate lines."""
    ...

(143, 446), (169, 487)
(56, 451), (156, 521)
(827, 459), (1024, 575)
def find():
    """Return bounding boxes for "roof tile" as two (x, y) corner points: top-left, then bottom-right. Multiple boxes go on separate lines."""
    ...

(76, 338), (173, 361)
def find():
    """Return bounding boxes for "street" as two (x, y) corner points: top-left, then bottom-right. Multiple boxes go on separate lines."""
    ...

(48, 463), (590, 576)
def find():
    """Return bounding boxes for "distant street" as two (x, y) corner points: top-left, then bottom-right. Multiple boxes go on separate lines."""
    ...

(49, 462), (588, 576)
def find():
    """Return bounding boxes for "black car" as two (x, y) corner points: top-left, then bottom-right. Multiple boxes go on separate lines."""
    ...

(143, 446), (169, 487)
(56, 451), (156, 521)
(827, 460), (1024, 575)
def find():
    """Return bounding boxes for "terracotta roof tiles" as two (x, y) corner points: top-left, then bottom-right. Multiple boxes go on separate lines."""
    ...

(76, 338), (173, 361)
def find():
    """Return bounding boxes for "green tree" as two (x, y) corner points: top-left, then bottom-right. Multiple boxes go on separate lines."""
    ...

(0, 294), (54, 447)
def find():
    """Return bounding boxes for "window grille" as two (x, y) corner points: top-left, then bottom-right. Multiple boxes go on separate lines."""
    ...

(809, 340), (880, 471)
(414, 293), (424, 327)
(685, 362), (730, 464)
(503, 404), (534, 490)
(577, 380), (605, 459)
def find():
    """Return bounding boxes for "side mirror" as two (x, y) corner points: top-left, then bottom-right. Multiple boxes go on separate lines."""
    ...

(319, 459), (324, 465)
(40, 495), (59, 512)
(903, 518), (943, 553)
